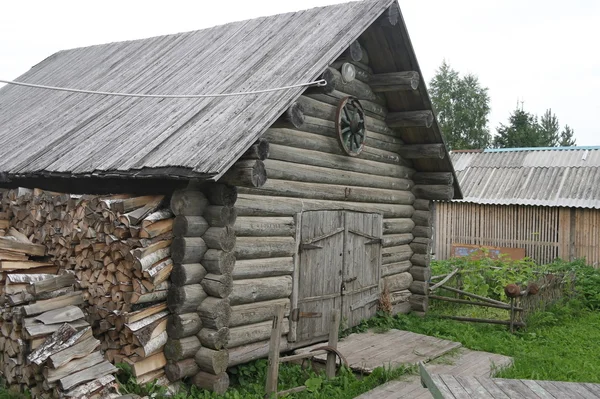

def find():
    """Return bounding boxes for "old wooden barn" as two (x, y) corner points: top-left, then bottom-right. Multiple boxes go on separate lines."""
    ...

(0, 0), (460, 394)
(435, 147), (600, 266)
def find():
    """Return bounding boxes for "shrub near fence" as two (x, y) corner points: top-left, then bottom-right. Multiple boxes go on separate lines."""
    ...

(518, 272), (577, 322)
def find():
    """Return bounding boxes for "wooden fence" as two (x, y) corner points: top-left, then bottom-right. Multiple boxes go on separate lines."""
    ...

(434, 202), (600, 266)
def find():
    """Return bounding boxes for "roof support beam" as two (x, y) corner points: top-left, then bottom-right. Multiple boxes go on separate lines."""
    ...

(397, 144), (445, 160)
(386, 111), (433, 128)
(369, 71), (420, 92)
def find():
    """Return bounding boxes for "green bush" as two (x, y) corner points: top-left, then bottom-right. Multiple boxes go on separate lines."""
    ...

(544, 258), (600, 310)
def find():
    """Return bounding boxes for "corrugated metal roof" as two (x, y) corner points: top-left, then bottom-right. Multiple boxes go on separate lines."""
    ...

(0, 0), (394, 180)
(451, 147), (600, 209)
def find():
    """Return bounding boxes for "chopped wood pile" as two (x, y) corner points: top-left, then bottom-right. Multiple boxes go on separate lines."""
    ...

(0, 188), (176, 390)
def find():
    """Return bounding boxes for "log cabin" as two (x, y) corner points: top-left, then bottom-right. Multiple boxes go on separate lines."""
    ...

(0, 0), (461, 393)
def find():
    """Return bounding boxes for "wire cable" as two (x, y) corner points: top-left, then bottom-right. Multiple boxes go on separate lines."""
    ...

(0, 78), (327, 99)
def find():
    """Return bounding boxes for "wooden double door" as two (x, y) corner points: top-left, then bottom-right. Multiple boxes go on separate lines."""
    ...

(292, 210), (382, 342)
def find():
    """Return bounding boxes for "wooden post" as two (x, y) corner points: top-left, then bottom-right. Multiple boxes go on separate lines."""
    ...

(265, 305), (285, 396)
(326, 310), (340, 378)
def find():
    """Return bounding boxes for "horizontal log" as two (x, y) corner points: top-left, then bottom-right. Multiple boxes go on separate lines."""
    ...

(202, 226), (236, 252)
(240, 179), (415, 204)
(202, 249), (236, 275)
(235, 236), (295, 260)
(387, 111), (434, 128)
(383, 218), (415, 234)
(268, 143), (412, 179)
(241, 138), (270, 162)
(382, 245), (412, 265)
(272, 102), (305, 129)
(410, 266), (431, 282)
(191, 371), (230, 395)
(0, 237), (46, 256)
(170, 189), (208, 216)
(237, 194), (414, 219)
(195, 347), (229, 375)
(304, 90), (387, 119)
(412, 172), (454, 186)
(390, 289), (412, 304)
(410, 238), (432, 255)
(411, 253), (430, 267)
(235, 216), (295, 237)
(164, 336), (201, 361)
(413, 185), (455, 201)
(198, 327), (230, 350)
(198, 297), (231, 330)
(398, 144), (445, 160)
(167, 284), (207, 314)
(338, 40), (364, 63)
(201, 274), (233, 298)
(438, 315), (525, 327)
(230, 298), (291, 327)
(203, 183), (238, 206)
(203, 205), (237, 227)
(391, 301), (412, 316)
(228, 339), (289, 367)
(413, 226), (433, 239)
(381, 261), (412, 277)
(172, 237), (207, 264)
(171, 263), (207, 287)
(228, 319), (289, 347)
(410, 294), (429, 313)
(409, 281), (429, 295)
(220, 160), (267, 188)
(230, 276), (293, 305)
(232, 257), (294, 280)
(166, 358), (198, 381)
(369, 71), (420, 92)
(412, 210), (432, 226)
(173, 216), (209, 237)
(384, 272), (413, 292)
(413, 199), (433, 212)
(382, 233), (413, 247)
(167, 313), (202, 339)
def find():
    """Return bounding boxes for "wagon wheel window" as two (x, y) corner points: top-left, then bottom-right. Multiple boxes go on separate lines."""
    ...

(336, 96), (366, 156)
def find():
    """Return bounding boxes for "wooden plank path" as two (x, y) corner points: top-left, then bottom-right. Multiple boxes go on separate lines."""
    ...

(294, 330), (462, 374)
(357, 347), (512, 399)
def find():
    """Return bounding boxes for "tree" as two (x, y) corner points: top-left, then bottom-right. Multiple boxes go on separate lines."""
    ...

(539, 109), (560, 146)
(429, 61), (491, 150)
(559, 125), (576, 146)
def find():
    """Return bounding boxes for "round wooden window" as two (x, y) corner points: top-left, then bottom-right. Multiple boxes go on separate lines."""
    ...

(336, 96), (366, 156)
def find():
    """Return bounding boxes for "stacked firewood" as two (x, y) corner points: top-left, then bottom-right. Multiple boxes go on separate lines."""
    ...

(1, 188), (176, 384)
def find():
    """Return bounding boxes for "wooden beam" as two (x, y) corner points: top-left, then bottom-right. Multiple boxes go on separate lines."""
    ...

(412, 172), (454, 185)
(378, 3), (400, 27)
(220, 160), (267, 188)
(398, 144), (446, 160)
(369, 71), (420, 92)
(413, 185), (455, 201)
(387, 111), (434, 128)
(272, 102), (305, 129)
(241, 138), (270, 162)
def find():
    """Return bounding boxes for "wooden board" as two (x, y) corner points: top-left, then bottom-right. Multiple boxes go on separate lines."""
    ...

(450, 244), (525, 261)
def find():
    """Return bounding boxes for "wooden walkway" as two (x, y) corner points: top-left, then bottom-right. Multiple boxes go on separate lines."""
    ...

(357, 347), (512, 399)
(294, 330), (462, 373)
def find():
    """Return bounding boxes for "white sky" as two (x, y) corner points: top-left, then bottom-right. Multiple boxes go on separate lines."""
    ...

(1, 0), (598, 145)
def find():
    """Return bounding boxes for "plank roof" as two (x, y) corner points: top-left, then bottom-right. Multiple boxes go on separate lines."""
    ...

(451, 147), (600, 209)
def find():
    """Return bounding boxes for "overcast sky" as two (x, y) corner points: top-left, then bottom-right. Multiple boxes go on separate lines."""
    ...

(1, 0), (598, 146)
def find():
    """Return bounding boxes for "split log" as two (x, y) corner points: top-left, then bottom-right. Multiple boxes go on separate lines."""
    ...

(167, 313), (202, 339)
(230, 276), (293, 305)
(33, 306), (85, 325)
(382, 245), (412, 265)
(397, 144), (445, 160)
(409, 281), (429, 295)
(140, 218), (174, 238)
(195, 347), (229, 375)
(173, 216), (209, 237)
(170, 189), (209, 216)
(413, 226), (433, 239)
(135, 331), (168, 357)
(22, 292), (84, 316)
(127, 352), (167, 377)
(413, 199), (433, 212)
(171, 263), (207, 286)
(386, 111), (434, 128)
(203, 206), (237, 227)
(381, 261), (412, 277)
(383, 218), (415, 234)
(241, 138), (270, 162)
(413, 185), (455, 201)
(232, 258), (294, 280)
(165, 358), (199, 381)
(202, 226), (236, 252)
(135, 247), (170, 271)
(235, 237), (295, 260)
(369, 71), (420, 92)
(202, 250), (236, 275)
(410, 266), (431, 282)
(412, 172), (454, 185)
(62, 375), (115, 398)
(27, 273), (75, 296)
(272, 102), (305, 129)
(167, 284), (207, 314)
(191, 371), (230, 395)
(235, 217), (295, 237)
(384, 272), (413, 293)
(228, 319), (289, 347)
(198, 297), (231, 330)
(171, 237), (207, 264)
(59, 361), (117, 391)
(410, 294), (429, 312)
(48, 336), (100, 368)
(197, 327), (230, 350)
(203, 184), (238, 206)
(411, 253), (430, 267)
(45, 352), (104, 383)
(164, 336), (201, 361)
(412, 210), (432, 226)
(230, 298), (291, 327)
(0, 237), (46, 256)
(201, 274), (233, 298)
(220, 160), (267, 188)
